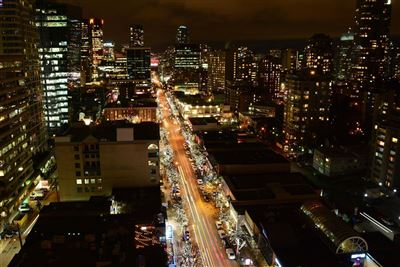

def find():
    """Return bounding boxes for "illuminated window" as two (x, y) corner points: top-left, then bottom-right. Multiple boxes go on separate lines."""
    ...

(378, 141), (385, 146)
(76, 179), (82, 185)
(392, 138), (398, 143)
(84, 179), (89, 184)
(90, 179), (96, 184)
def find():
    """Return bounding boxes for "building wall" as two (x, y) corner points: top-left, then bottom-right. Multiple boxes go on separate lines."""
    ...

(55, 138), (159, 201)
(103, 107), (157, 122)
(371, 123), (400, 189)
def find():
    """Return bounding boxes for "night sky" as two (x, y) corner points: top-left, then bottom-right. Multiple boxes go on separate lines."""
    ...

(58, 0), (400, 49)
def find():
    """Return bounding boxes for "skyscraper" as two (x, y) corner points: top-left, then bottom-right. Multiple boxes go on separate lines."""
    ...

(352, 0), (392, 126)
(36, 0), (82, 135)
(304, 33), (334, 75)
(208, 50), (226, 92)
(129, 24), (144, 47)
(0, 0), (47, 229)
(127, 47), (151, 87)
(283, 70), (332, 155)
(334, 31), (355, 82)
(176, 25), (189, 45)
(89, 18), (104, 80)
(258, 55), (282, 100)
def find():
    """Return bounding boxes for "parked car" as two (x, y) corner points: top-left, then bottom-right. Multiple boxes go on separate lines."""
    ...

(18, 203), (31, 213)
(225, 248), (236, 260)
(218, 229), (226, 239)
(197, 179), (203, 185)
(182, 230), (190, 242)
(215, 221), (223, 230)
(30, 190), (44, 200)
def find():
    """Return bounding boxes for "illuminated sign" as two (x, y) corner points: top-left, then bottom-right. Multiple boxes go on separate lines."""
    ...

(351, 253), (366, 259)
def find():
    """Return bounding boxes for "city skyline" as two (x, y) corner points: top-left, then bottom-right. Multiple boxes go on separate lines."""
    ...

(57, 0), (400, 48)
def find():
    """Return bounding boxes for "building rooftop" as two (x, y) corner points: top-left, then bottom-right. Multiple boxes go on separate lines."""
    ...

(225, 172), (317, 203)
(210, 145), (287, 165)
(9, 195), (167, 267)
(56, 121), (160, 143)
(104, 96), (157, 109)
(175, 93), (220, 106)
(247, 206), (348, 267)
(188, 117), (218, 125)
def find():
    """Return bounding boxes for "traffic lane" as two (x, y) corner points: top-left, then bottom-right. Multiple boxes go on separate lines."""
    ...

(168, 128), (236, 267)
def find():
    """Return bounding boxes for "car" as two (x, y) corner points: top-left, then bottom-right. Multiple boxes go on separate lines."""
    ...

(202, 194), (210, 202)
(18, 203), (31, 213)
(182, 230), (190, 241)
(215, 221), (223, 230)
(197, 179), (203, 185)
(218, 229), (226, 239)
(30, 190), (44, 200)
(225, 248), (236, 260)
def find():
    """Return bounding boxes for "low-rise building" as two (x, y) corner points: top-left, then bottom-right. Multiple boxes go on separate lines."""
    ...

(207, 143), (289, 175)
(187, 117), (220, 132)
(103, 97), (157, 122)
(313, 147), (367, 177)
(55, 121), (160, 201)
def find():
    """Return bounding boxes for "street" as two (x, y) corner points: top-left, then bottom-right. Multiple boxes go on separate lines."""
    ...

(159, 90), (238, 267)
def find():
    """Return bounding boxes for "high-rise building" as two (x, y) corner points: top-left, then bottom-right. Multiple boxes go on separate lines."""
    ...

(334, 31), (355, 82)
(173, 44), (200, 93)
(235, 46), (257, 85)
(258, 55), (282, 100)
(370, 86), (400, 189)
(281, 49), (300, 74)
(0, 0), (48, 230)
(208, 50), (226, 92)
(304, 33), (334, 75)
(89, 18), (104, 80)
(176, 25), (189, 45)
(129, 24), (144, 47)
(80, 19), (91, 84)
(352, 0), (392, 126)
(126, 47), (151, 88)
(36, 0), (82, 135)
(283, 70), (332, 155)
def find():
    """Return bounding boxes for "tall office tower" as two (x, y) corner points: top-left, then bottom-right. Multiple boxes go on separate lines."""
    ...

(208, 50), (226, 92)
(281, 49), (299, 75)
(129, 24), (144, 47)
(235, 46), (257, 85)
(283, 70), (332, 155)
(174, 44), (200, 93)
(176, 25), (189, 45)
(334, 31), (355, 82)
(352, 0), (392, 126)
(89, 18), (104, 80)
(36, 0), (82, 135)
(388, 41), (400, 80)
(0, 0), (47, 229)
(258, 55), (282, 100)
(304, 33), (333, 75)
(199, 43), (210, 92)
(127, 47), (151, 88)
(80, 19), (91, 84)
(103, 41), (115, 62)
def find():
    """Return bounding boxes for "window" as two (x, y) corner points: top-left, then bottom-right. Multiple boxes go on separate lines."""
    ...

(74, 146), (79, 152)
(85, 187), (89, 192)
(97, 186), (103, 191)
(74, 154), (80, 160)
(91, 187), (95, 192)
(84, 179), (89, 184)
(75, 171), (81, 177)
(77, 187), (82, 193)
(148, 161), (157, 167)
(148, 144), (158, 150)
(75, 163), (80, 168)
(148, 152), (158, 158)
(97, 179), (102, 184)
(150, 169), (157, 174)
(393, 137), (398, 143)
(90, 179), (96, 184)
(76, 179), (82, 185)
